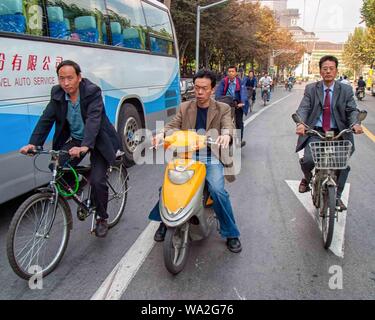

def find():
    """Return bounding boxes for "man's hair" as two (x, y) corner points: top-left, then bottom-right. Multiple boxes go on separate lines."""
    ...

(56, 60), (82, 76)
(193, 69), (217, 88)
(343, 75), (347, 79)
(359, 76), (363, 80)
(319, 55), (338, 69)
(227, 65), (237, 71)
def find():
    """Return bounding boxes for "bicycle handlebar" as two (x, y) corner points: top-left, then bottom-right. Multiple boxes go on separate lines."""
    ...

(26, 149), (69, 156)
(291, 111), (367, 140)
(305, 127), (352, 140)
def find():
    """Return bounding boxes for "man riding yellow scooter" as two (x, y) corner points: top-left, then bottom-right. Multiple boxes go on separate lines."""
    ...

(149, 69), (242, 263)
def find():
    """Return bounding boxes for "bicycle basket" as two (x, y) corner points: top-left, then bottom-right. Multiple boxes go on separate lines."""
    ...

(309, 140), (353, 170)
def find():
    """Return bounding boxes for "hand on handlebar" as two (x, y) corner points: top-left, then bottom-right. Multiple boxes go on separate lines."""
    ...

(296, 123), (306, 136)
(69, 146), (89, 158)
(215, 134), (231, 148)
(151, 132), (164, 149)
(352, 124), (363, 134)
(20, 144), (36, 156)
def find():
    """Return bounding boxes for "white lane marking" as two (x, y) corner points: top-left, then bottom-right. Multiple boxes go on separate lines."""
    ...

(233, 287), (246, 300)
(244, 93), (293, 127)
(286, 180), (350, 258)
(91, 221), (160, 300)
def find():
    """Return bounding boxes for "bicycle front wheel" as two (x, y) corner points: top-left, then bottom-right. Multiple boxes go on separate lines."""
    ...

(106, 164), (128, 228)
(320, 185), (336, 249)
(6, 193), (71, 280)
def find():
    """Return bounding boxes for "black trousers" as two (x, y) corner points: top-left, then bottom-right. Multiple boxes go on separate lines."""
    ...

(235, 107), (244, 141)
(300, 135), (350, 199)
(58, 139), (109, 219)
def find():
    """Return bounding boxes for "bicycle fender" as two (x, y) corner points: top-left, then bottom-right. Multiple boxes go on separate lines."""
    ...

(36, 187), (54, 194)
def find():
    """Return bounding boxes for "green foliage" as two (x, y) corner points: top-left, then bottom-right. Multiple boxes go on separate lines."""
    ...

(343, 27), (375, 73)
(171, 0), (304, 75)
(361, 0), (375, 27)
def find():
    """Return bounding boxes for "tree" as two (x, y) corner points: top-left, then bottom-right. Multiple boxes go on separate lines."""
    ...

(343, 27), (368, 76)
(361, 0), (375, 27)
(364, 27), (375, 65)
(170, 0), (304, 75)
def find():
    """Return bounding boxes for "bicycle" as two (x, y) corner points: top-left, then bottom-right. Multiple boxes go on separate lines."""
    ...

(292, 111), (366, 249)
(247, 87), (254, 113)
(261, 85), (270, 106)
(6, 148), (129, 280)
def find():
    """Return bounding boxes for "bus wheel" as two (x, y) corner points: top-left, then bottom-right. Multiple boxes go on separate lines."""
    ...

(118, 103), (143, 167)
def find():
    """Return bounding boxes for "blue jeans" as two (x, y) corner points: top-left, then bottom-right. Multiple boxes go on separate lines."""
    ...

(148, 154), (240, 238)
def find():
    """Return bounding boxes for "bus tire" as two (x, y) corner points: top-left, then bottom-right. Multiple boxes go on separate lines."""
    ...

(118, 103), (143, 167)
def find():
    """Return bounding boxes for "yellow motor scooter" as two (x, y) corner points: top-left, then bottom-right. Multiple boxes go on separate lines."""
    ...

(159, 130), (215, 274)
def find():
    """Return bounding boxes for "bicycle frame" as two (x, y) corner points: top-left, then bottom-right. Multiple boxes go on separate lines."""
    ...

(32, 149), (98, 233)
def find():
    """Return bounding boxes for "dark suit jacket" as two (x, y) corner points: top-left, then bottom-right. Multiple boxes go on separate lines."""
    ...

(295, 80), (360, 152)
(29, 79), (121, 165)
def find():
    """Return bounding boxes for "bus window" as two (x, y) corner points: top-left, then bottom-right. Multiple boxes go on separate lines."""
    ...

(47, 6), (68, 39)
(25, 0), (44, 36)
(102, 21), (123, 46)
(141, 1), (174, 56)
(105, 0), (147, 50)
(47, 0), (106, 44)
(0, 0), (26, 34)
(74, 15), (98, 43)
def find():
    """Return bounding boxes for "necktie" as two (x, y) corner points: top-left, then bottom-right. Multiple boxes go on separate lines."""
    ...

(227, 80), (235, 97)
(322, 88), (331, 132)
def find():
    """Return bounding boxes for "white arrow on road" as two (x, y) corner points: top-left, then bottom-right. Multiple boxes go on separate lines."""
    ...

(286, 180), (350, 258)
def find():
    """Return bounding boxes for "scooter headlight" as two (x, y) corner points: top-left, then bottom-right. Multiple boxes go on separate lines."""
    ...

(168, 169), (195, 185)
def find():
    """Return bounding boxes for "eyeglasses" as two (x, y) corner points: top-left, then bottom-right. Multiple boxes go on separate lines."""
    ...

(194, 85), (211, 92)
(321, 67), (336, 72)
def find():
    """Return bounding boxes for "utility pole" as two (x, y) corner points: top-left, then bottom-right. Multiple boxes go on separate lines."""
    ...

(163, 0), (171, 9)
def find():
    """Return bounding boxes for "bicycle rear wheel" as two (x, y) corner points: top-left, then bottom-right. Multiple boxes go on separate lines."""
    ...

(7, 193), (71, 280)
(320, 185), (336, 249)
(106, 164), (128, 228)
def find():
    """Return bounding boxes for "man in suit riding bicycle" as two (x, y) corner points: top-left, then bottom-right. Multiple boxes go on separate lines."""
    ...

(20, 60), (122, 238)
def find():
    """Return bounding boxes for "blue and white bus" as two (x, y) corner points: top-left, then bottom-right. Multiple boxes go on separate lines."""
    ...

(0, 0), (180, 204)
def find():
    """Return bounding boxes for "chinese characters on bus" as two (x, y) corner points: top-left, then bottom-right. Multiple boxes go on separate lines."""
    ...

(0, 53), (63, 87)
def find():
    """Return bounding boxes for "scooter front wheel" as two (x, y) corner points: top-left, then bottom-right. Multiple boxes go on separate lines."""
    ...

(163, 224), (190, 275)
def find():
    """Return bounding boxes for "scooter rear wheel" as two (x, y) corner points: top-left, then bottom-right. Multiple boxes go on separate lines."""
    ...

(163, 224), (190, 275)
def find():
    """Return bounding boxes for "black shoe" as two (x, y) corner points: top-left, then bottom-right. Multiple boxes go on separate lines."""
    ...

(154, 222), (167, 242)
(95, 218), (108, 238)
(241, 141), (246, 148)
(336, 198), (347, 212)
(226, 238), (242, 253)
(298, 178), (311, 193)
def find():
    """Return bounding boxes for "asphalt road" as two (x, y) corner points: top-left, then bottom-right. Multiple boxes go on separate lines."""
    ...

(1, 84), (374, 300)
